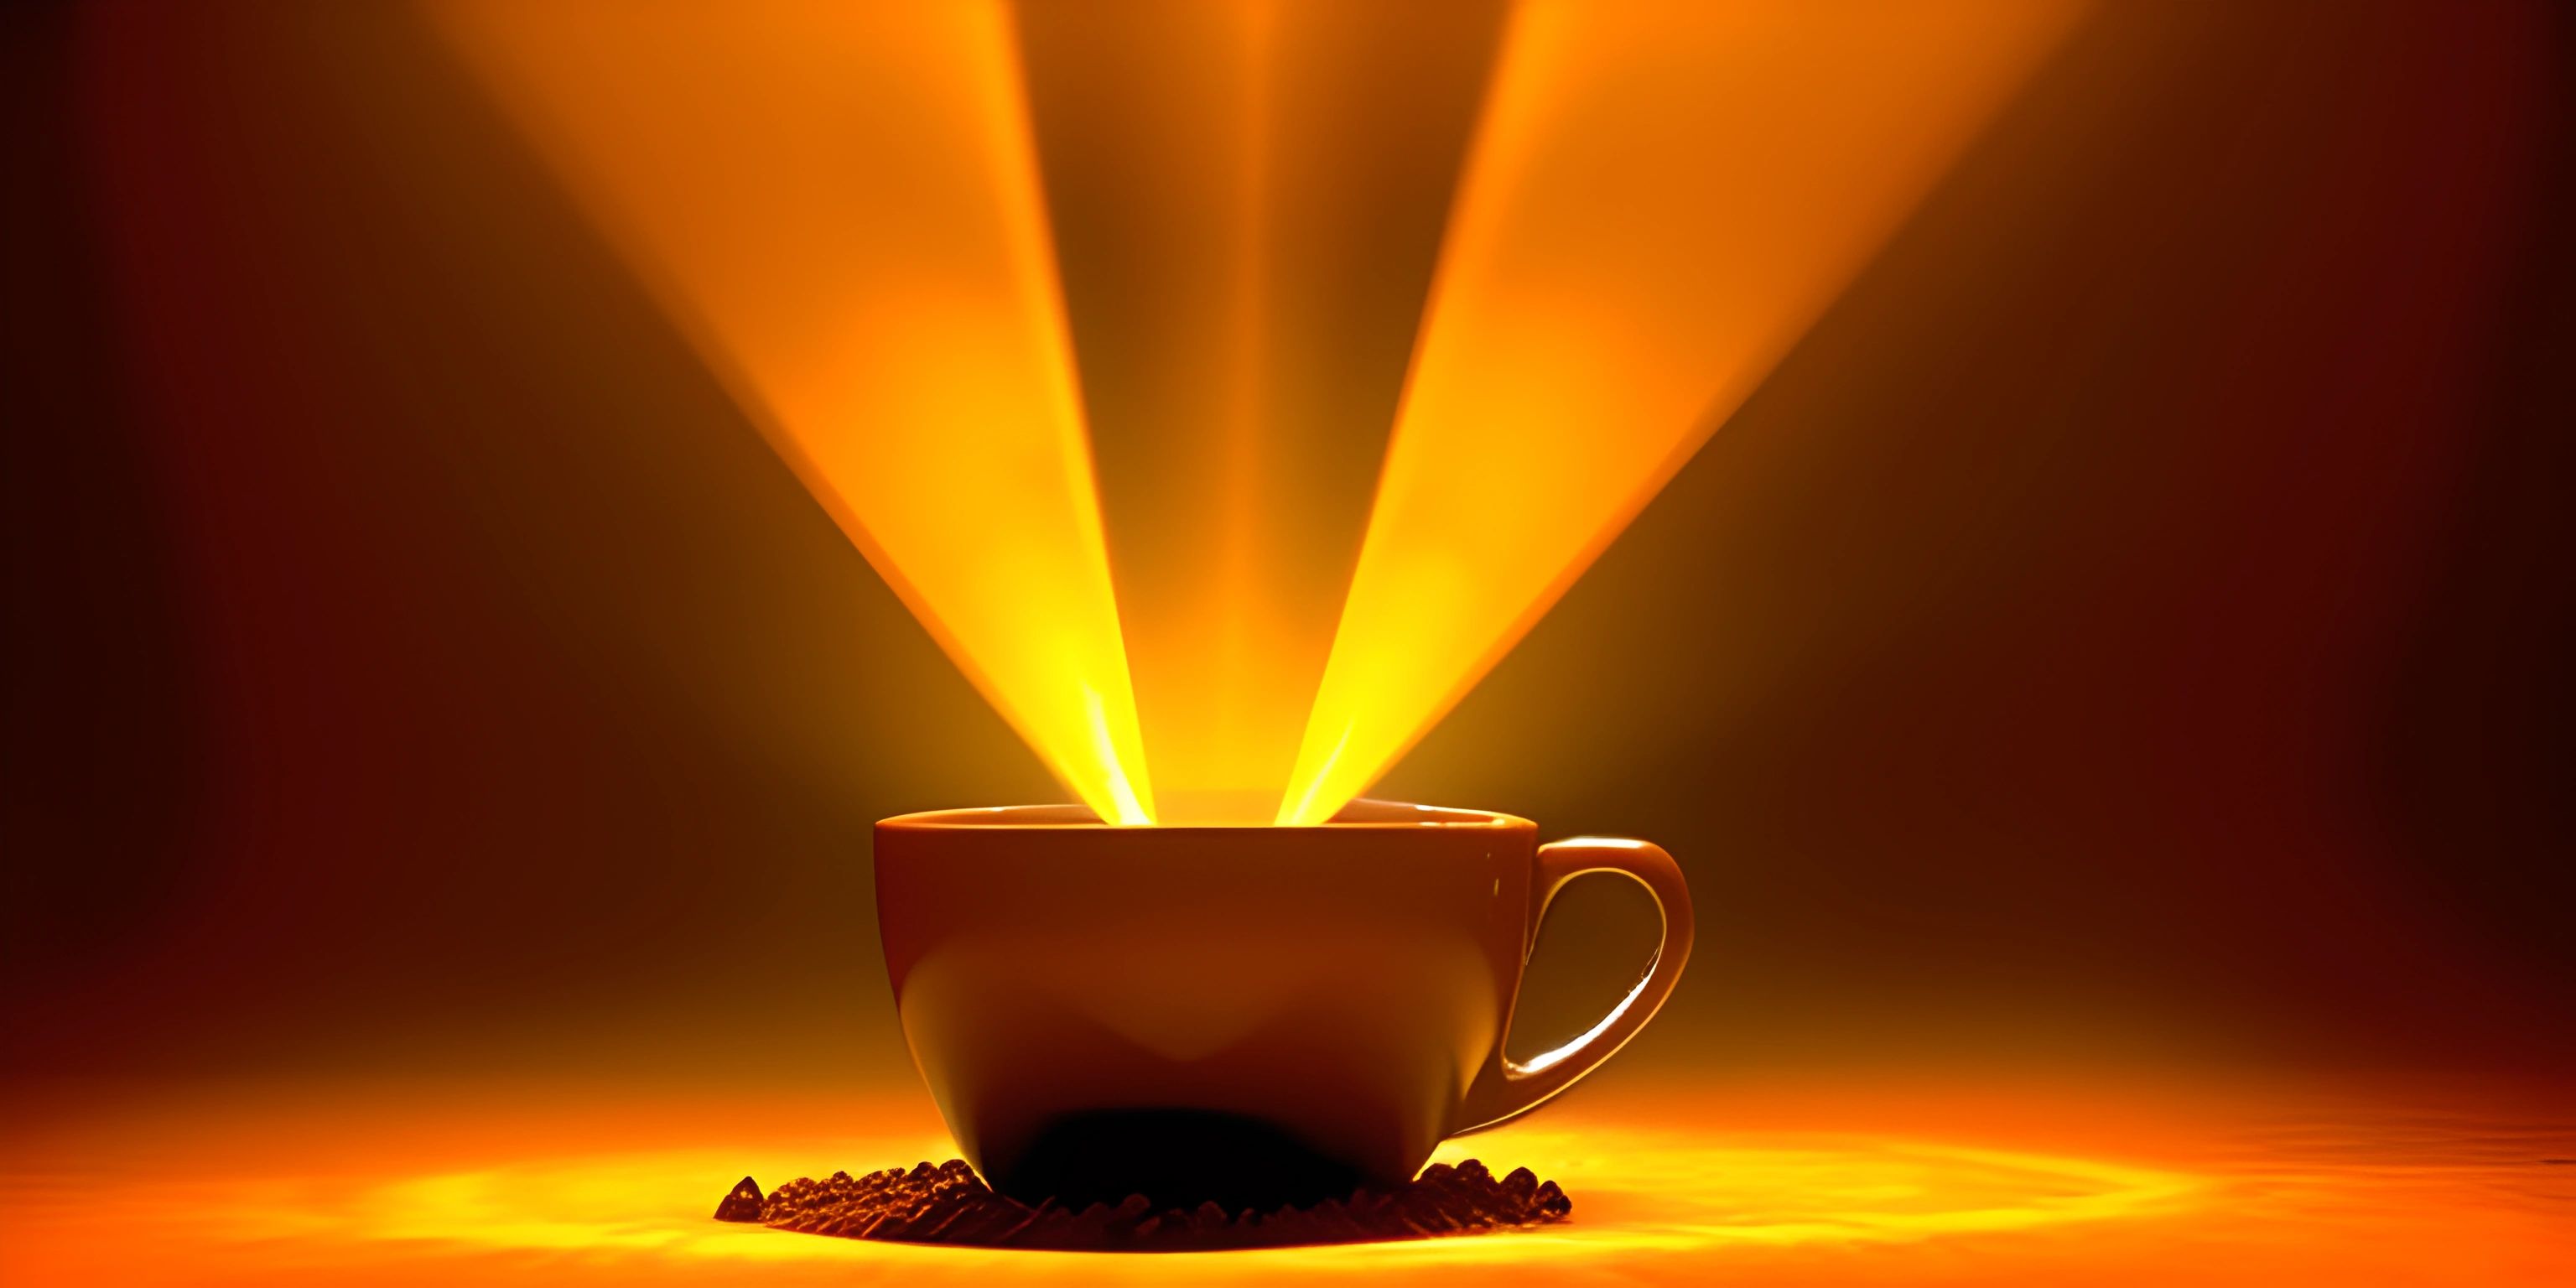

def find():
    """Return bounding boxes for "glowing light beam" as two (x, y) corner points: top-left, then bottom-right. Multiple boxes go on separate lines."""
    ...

(1280, 0), (2084, 823)
(431, 0), (1155, 823)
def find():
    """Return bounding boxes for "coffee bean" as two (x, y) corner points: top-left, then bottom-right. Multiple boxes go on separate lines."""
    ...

(723, 1155), (1575, 1249)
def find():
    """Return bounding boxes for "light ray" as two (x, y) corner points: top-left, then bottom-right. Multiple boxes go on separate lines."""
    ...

(1010, 2), (1506, 823)
(1280, 0), (2085, 823)
(429, 0), (1154, 823)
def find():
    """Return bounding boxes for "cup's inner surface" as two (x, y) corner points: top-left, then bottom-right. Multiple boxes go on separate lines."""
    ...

(878, 797), (1527, 830)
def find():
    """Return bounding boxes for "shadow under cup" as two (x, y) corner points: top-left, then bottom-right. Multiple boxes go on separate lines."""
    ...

(874, 801), (1692, 1212)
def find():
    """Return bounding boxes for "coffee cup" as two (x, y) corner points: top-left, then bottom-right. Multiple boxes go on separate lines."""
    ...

(874, 799), (1691, 1210)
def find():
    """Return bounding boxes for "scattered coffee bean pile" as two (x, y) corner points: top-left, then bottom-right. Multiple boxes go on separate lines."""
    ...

(714, 1158), (1571, 1250)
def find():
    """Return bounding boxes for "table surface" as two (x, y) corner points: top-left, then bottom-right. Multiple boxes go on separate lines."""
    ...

(7, 1072), (2570, 1286)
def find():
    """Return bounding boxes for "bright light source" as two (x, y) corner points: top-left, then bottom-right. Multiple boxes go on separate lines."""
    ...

(434, 1), (1156, 823)
(439, 2), (2075, 828)
(1279, 0), (2080, 823)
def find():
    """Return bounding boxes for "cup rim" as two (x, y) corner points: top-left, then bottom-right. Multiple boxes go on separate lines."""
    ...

(876, 798), (1532, 832)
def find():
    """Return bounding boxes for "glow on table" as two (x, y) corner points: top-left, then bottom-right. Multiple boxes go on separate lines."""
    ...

(4, 1078), (2568, 1285)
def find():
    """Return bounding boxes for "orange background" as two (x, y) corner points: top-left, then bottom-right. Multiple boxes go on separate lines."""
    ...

(7, 2), (2573, 1283)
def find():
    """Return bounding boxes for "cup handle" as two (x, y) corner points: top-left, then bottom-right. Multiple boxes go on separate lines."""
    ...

(1455, 837), (1694, 1134)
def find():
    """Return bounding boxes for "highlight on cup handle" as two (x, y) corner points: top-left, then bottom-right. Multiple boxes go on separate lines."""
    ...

(1454, 837), (1695, 1135)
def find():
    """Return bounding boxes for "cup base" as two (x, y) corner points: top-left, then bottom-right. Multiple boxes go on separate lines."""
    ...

(988, 1108), (1372, 1212)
